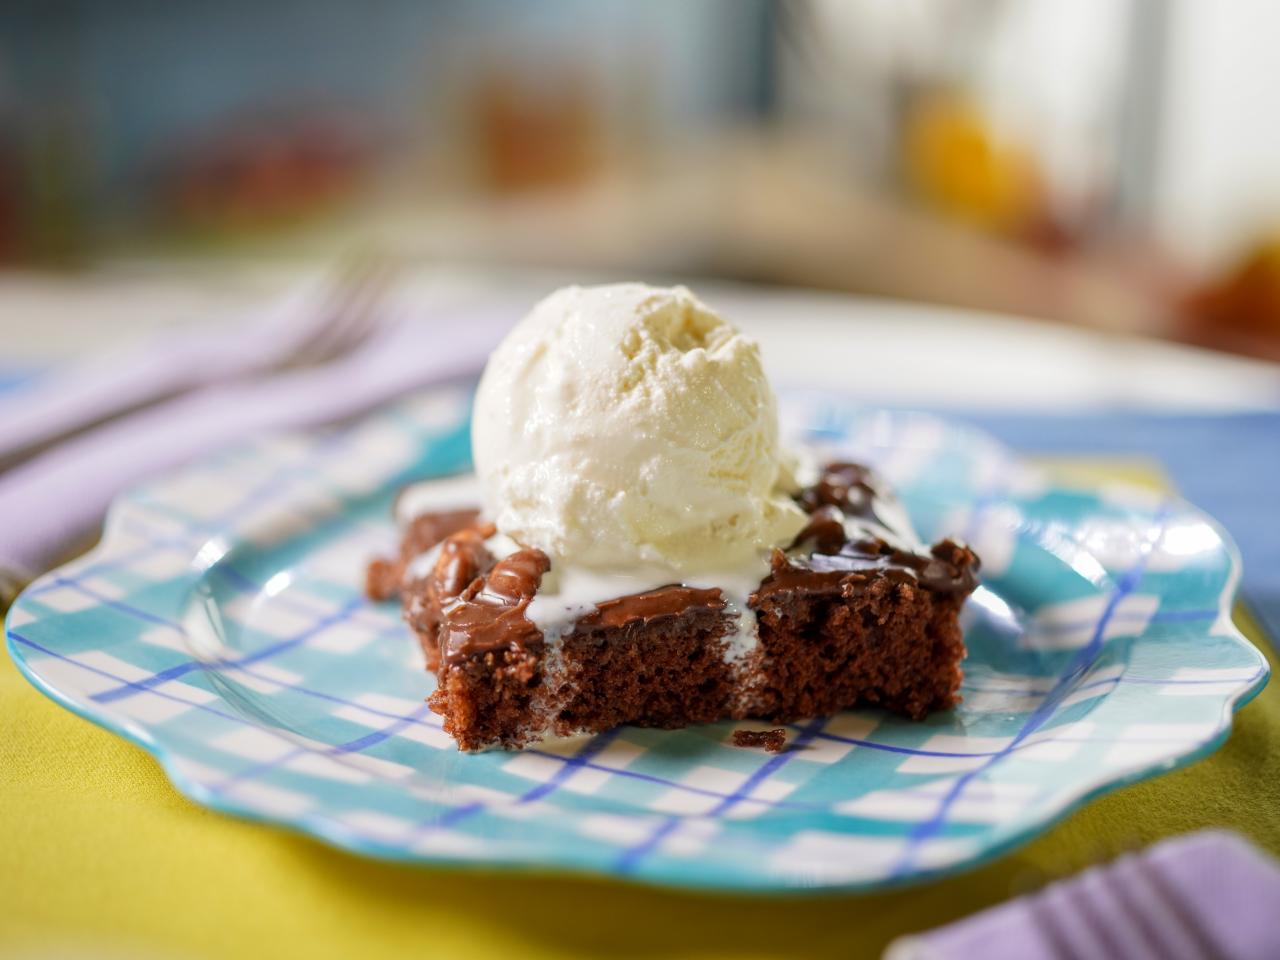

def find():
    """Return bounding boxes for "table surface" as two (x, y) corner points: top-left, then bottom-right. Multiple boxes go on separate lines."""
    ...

(3, 263), (1279, 959)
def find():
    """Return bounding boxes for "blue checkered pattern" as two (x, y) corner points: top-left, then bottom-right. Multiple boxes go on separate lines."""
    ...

(5, 387), (1268, 891)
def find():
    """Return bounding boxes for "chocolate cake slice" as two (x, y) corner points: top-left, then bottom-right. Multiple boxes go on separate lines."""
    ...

(369, 462), (979, 751)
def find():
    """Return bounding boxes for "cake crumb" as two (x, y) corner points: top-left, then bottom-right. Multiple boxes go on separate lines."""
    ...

(365, 557), (400, 602)
(732, 728), (787, 753)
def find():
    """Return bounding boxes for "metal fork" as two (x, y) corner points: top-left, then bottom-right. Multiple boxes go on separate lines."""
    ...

(0, 252), (393, 472)
(252, 251), (394, 370)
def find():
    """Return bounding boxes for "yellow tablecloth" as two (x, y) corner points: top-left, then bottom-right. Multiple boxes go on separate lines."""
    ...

(4, 462), (1277, 960)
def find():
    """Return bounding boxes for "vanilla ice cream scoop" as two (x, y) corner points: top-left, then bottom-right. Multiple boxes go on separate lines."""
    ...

(471, 283), (807, 573)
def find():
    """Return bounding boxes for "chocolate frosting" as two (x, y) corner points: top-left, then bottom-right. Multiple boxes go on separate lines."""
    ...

(417, 459), (979, 665)
(575, 585), (725, 630)
(751, 538), (979, 607)
(813, 538), (979, 595)
(440, 548), (550, 664)
(756, 462), (979, 607)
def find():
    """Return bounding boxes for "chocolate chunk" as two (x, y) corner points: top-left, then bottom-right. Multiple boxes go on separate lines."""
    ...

(797, 462), (878, 517)
(921, 539), (981, 595)
(365, 557), (401, 602)
(478, 548), (551, 604)
(406, 526), (497, 651)
(432, 526), (495, 598)
(789, 503), (847, 555)
(364, 508), (482, 600)
(403, 509), (484, 562)
(440, 548), (551, 664)
(732, 728), (787, 752)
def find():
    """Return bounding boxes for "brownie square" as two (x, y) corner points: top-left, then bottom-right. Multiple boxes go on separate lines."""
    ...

(370, 462), (979, 751)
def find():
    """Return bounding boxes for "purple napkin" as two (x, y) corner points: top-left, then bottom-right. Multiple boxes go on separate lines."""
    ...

(887, 831), (1280, 960)
(0, 300), (514, 579)
(0, 281), (324, 465)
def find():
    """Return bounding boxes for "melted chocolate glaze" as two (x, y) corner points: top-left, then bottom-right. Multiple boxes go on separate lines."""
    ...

(575, 585), (725, 630)
(411, 460), (979, 666)
(787, 535), (977, 595)
(439, 548), (550, 664)
(762, 461), (979, 607)
(751, 536), (979, 608)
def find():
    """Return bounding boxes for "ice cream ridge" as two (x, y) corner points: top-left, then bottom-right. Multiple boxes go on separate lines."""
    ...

(376, 282), (980, 750)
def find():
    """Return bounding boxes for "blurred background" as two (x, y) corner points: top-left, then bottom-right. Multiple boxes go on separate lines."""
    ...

(8, 7), (1280, 959)
(4, 0), (1280, 362)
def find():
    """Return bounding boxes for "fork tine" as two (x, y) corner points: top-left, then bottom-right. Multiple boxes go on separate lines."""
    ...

(324, 256), (395, 354)
(286, 253), (392, 368)
(278, 262), (366, 369)
(337, 255), (397, 343)
(295, 255), (381, 362)
(287, 281), (363, 368)
(326, 252), (395, 338)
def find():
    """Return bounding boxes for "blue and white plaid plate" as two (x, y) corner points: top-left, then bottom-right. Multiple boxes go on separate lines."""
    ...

(5, 388), (1268, 892)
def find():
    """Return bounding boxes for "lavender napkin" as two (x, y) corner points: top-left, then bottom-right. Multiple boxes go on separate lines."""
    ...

(0, 300), (514, 579)
(886, 831), (1280, 960)
(0, 280), (323, 465)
